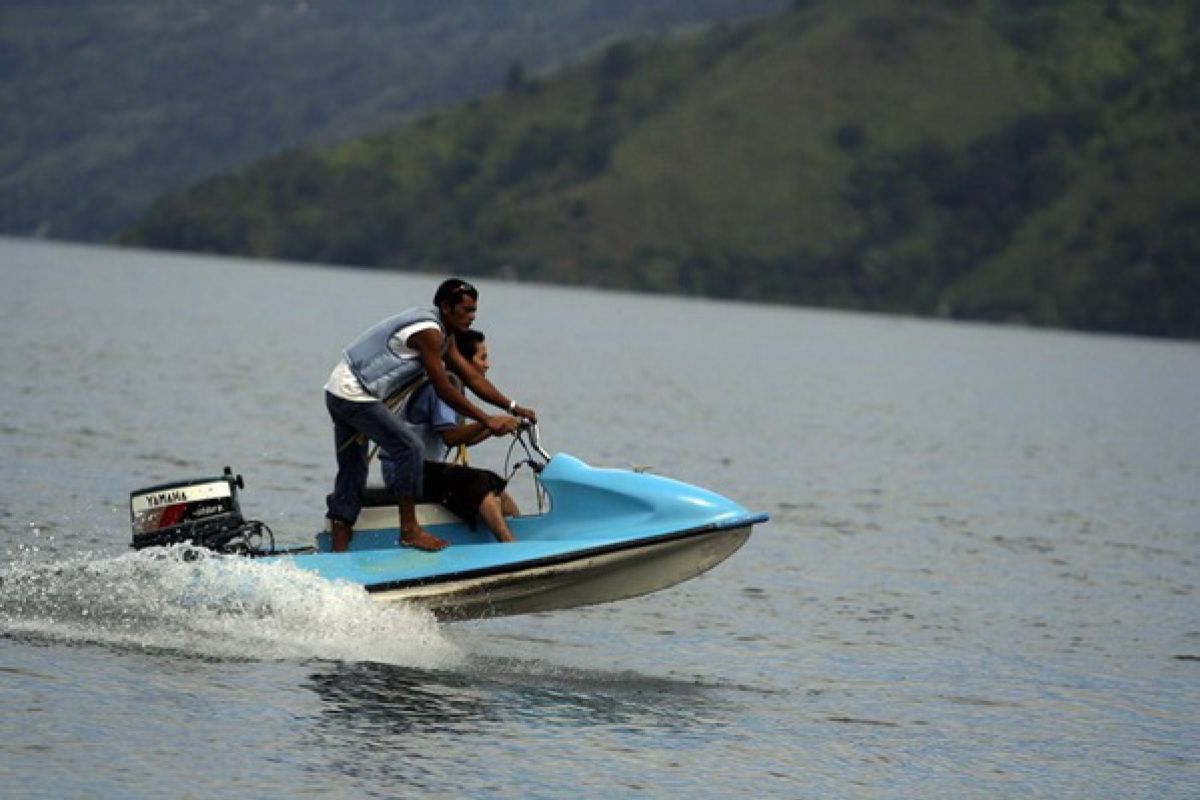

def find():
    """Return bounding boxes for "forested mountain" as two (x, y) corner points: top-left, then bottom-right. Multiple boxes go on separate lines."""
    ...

(124, 0), (1199, 339)
(0, 0), (786, 240)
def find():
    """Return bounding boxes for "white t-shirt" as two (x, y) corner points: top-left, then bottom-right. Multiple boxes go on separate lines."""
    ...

(324, 320), (441, 402)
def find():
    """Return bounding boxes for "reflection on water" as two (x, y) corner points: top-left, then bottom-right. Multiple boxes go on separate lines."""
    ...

(308, 662), (494, 742)
(306, 655), (732, 742)
(301, 657), (745, 792)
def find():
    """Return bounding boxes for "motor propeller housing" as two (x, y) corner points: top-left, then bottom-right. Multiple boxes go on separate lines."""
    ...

(129, 467), (265, 553)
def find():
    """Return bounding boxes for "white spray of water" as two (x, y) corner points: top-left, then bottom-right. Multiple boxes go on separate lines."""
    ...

(0, 545), (462, 669)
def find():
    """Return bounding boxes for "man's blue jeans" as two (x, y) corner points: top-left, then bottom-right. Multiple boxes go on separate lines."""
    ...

(325, 392), (423, 525)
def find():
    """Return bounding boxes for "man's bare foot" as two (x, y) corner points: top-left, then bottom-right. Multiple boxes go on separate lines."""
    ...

(400, 529), (448, 552)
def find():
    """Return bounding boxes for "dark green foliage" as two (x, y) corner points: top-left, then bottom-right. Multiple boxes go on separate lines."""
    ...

(834, 124), (866, 151)
(1074, 204), (1200, 337)
(845, 109), (1100, 307)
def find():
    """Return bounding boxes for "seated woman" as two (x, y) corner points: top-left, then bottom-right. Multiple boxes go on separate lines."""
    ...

(381, 329), (521, 542)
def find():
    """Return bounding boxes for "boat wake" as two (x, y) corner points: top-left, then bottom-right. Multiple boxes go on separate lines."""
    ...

(0, 544), (460, 668)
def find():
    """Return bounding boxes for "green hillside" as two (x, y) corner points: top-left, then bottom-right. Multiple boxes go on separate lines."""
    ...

(0, 0), (785, 240)
(124, 0), (1200, 339)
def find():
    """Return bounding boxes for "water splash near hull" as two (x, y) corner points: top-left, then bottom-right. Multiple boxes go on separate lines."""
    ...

(0, 545), (460, 669)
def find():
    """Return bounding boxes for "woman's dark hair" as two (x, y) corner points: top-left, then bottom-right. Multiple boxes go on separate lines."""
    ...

(433, 278), (478, 310)
(454, 329), (485, 360)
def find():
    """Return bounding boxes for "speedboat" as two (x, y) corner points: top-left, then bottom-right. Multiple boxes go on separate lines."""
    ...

(128, 425), (768, 620)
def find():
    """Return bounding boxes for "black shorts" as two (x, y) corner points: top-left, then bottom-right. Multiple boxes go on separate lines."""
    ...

(421, 462), (507, 528)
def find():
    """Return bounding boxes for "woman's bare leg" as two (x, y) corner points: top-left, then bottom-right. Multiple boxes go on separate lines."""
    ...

(479, 493), (516, 542)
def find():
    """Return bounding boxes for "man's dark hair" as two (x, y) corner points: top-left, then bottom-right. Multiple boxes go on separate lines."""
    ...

(433, 278), (478, 310)
(455, 329), (485, 360)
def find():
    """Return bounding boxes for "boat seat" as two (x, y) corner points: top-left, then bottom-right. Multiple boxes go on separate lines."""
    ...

(353, 484), (465, 528)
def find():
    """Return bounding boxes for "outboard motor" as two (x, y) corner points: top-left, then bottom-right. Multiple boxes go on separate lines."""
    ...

(130, 467), (269, 554)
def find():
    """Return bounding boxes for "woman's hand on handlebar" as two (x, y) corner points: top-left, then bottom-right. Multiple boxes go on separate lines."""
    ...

(485, 415), (522, 436)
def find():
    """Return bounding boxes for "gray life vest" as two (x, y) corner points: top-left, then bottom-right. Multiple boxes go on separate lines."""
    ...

(343, 305), (445, 402)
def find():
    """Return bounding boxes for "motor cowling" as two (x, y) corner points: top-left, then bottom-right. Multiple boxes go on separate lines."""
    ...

(129, 467), (264, 553)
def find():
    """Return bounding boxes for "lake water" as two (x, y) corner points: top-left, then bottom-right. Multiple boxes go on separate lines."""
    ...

(1, 238), (1197, 798)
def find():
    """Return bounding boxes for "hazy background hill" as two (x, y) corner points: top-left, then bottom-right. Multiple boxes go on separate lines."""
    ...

(0, 0), (786, 240)
(124, 0), (1200, 339)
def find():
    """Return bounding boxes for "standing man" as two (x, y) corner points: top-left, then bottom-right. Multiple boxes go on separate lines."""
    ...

(324, 279), (535, 552)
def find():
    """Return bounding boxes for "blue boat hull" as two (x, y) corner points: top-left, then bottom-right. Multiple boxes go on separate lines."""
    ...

(265, 453), (768, 620)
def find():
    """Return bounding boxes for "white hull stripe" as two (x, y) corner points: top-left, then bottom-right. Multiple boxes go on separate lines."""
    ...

(368, 525), (754, 619)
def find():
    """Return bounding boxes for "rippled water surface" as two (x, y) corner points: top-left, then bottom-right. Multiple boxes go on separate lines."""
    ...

(2, 239), (1197, 798)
